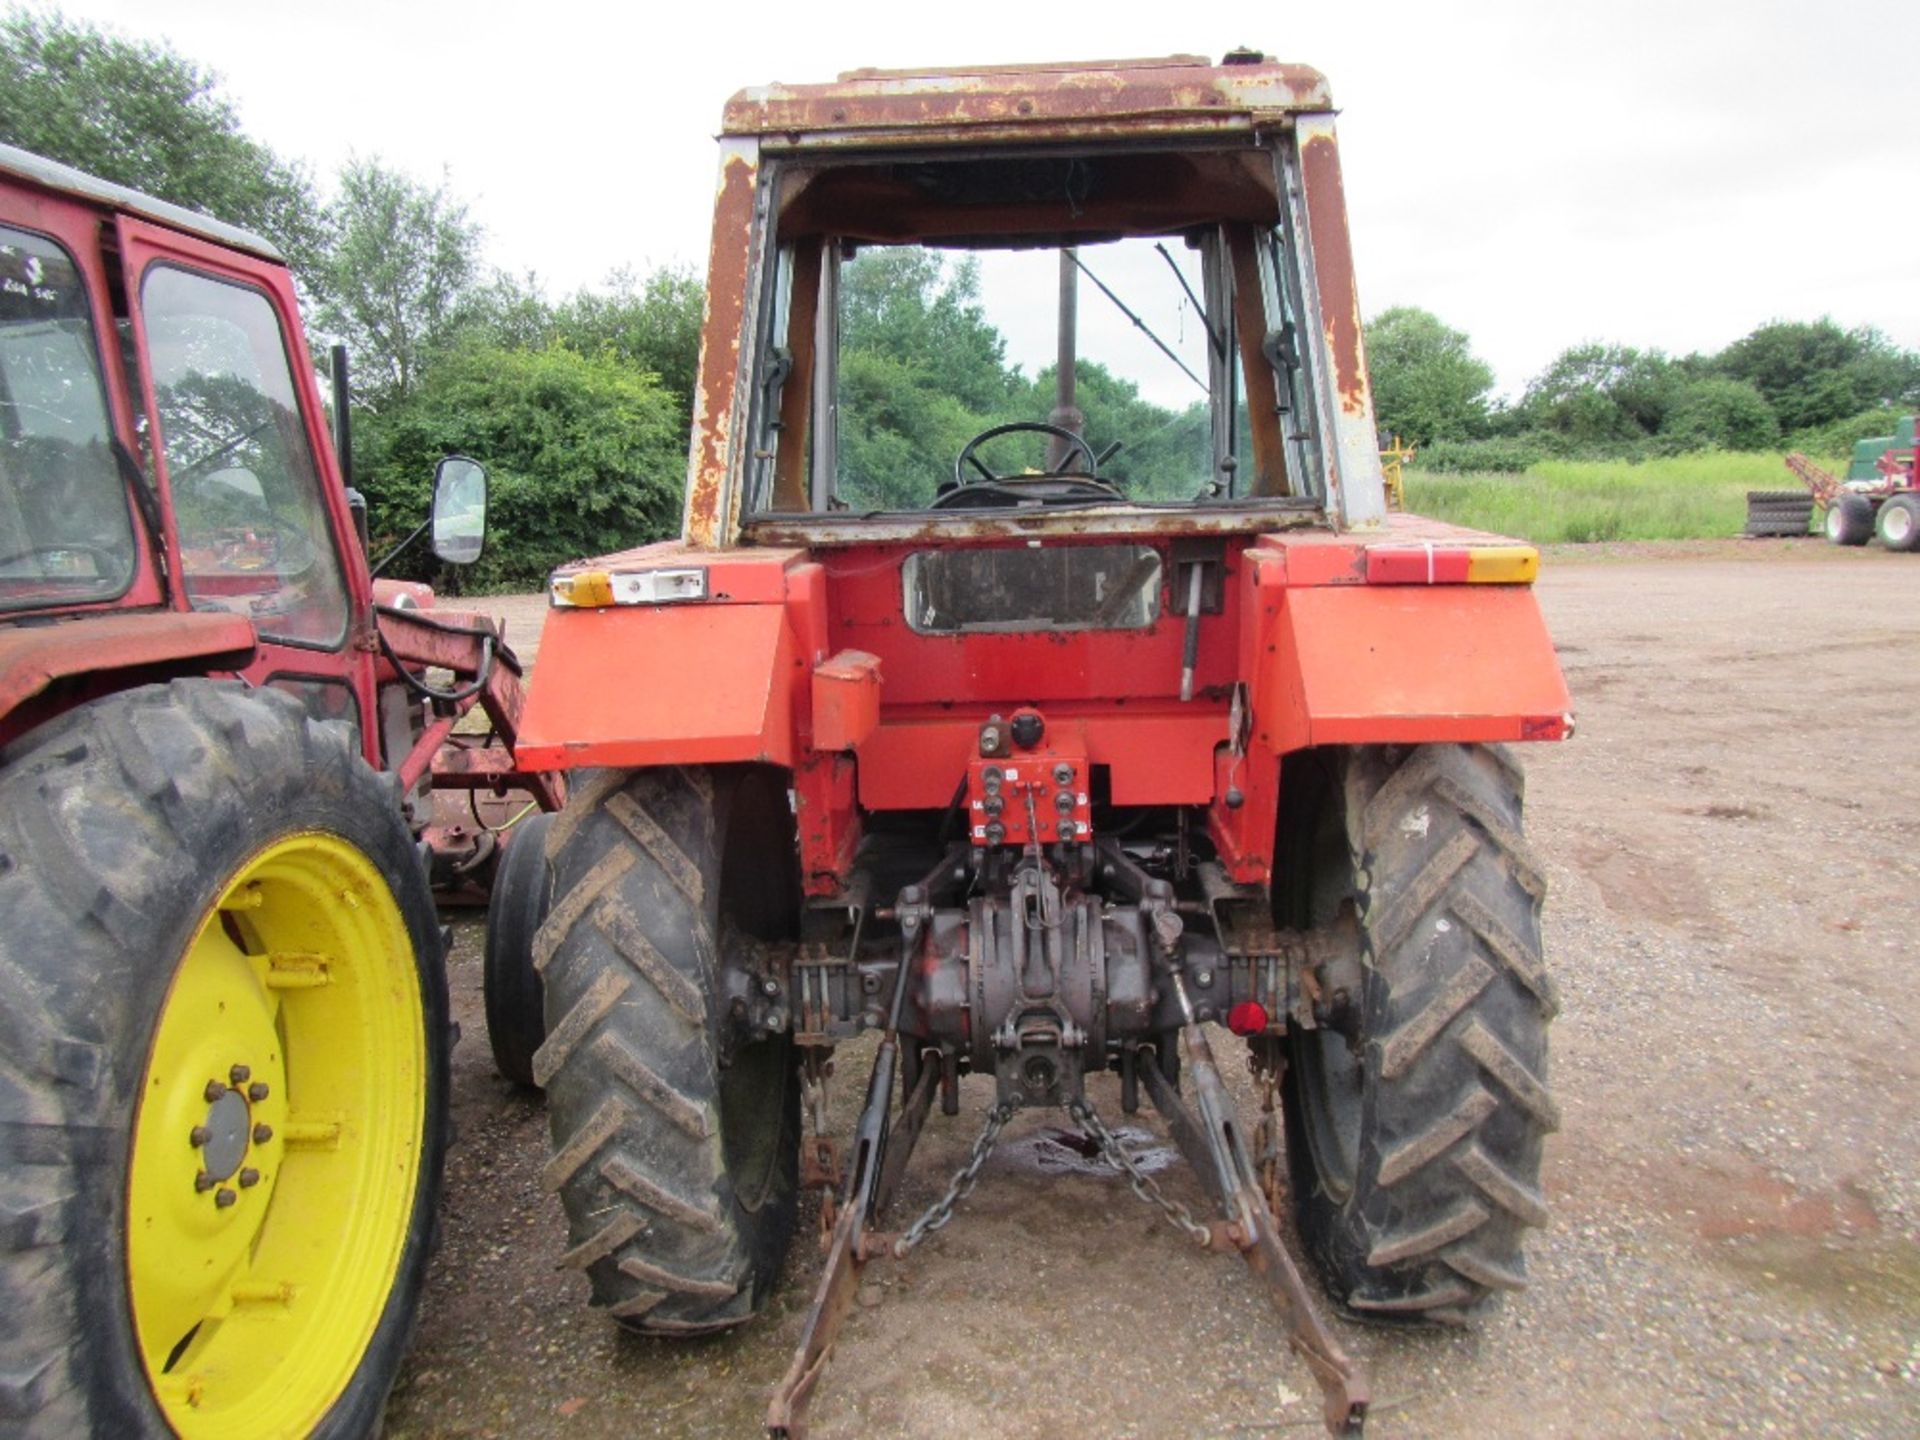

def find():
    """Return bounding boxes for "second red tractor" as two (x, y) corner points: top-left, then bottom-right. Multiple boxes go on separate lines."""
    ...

(500, 53), (1574, 1436)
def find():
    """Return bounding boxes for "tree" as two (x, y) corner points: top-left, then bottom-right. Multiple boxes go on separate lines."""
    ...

(313, 158), (484, 405)
(841, 247), (1018, 414)
(1660, 376), (1779, 451)
(0, 10), (322, 267)
(467, 268), (557, 353)
(1714, 319), (1920, 432)
(1784, 404), (1908, 459)
(1519, 343), (1675, 444)
(833, 247), (1024, 505)
(354, 340), (684, 591)
(1365, 306), (1494, 444)
(552, 265), (705, 412)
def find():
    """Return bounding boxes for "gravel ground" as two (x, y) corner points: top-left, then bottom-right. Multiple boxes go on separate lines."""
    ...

(385, 539), (1920, 1438)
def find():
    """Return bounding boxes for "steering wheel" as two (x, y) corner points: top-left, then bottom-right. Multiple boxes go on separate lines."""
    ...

(935, 422), (1122, 510)
(954, 422), (1100, 487)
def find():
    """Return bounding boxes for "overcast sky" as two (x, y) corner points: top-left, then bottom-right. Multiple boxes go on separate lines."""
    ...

(60, 0), (1920, 402)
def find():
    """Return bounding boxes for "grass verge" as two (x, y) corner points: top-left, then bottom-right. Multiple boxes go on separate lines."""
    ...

(1405, 452), (1832, 543)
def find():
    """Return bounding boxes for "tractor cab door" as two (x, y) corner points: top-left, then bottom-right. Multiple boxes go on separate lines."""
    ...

(114, 216), (376, 753)
(0, 188), (163, 616)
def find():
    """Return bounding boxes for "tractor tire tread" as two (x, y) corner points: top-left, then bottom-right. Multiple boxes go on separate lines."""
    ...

(538, 767), (796, 1335)
(1828, 495), (1875, 545)
(483, 810), (558, 1089)
(0, 679), (444, 1438)
(1289, 743), (1555, 1323)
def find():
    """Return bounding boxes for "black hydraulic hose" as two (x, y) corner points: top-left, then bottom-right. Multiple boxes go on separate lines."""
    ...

(934, 771), (970, 843)
(373, 603), (524, 674)
(373, 603), (497, 704)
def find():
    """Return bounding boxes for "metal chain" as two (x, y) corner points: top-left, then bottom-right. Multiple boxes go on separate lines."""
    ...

(1068, 1097), (1215, 1247)
(802, 1053), (831, 1140)
(1253, 1056), (1285, 1219)
(894, 1103), (1010, 1256)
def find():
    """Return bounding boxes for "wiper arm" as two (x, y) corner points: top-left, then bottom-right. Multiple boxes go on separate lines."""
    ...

(1068, 253), (1207, 395)
(1155, 243), (1224, 359)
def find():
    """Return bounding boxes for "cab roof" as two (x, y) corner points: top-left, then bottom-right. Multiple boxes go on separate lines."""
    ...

(723, 52), (1332, 146)
(0, 141), (284, 263)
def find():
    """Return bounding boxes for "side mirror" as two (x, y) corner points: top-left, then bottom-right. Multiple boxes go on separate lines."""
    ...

(430, 455), (487, 565)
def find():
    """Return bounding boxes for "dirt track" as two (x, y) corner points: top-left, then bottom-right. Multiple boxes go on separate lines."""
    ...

(385, 541), (1920, 1438)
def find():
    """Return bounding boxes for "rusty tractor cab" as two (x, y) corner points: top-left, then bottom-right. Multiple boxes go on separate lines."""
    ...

(0, 144), (558, 1436)
(508, 54), (1572, 1437)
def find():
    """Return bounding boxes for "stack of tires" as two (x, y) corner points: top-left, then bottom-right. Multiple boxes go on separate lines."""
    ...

(1744, 489), (1815, 537)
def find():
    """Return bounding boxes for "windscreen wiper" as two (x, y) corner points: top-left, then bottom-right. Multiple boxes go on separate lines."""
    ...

(1067, 253), (1207, 394)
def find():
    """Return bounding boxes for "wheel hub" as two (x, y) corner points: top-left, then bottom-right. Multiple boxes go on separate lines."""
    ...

(192, 1075), (272, 1198)
(196, 1086), (253, 1182)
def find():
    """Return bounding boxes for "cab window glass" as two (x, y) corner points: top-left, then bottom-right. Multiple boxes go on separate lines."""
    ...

(0, 226), (136, 610)
(143, 266), (347, 647)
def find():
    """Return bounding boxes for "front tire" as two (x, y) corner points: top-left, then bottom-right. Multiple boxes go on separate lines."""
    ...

(535, 766), (799, 1332)
(1281, 744), (1558, 1321)
(1826, 495), (1874, 546)
(0, 680), (447, 1437)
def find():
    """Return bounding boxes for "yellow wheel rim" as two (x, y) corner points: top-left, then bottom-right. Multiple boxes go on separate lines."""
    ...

(128, 832), (426, 1437)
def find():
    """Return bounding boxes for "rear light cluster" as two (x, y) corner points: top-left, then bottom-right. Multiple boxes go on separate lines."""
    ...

(1364, 543), (1538, 585)
(549, 567), (709, 608)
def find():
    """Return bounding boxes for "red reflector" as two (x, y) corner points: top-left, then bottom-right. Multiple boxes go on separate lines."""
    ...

(1226, 1002), (1270, 1036)
(1365, 545), (1470, 585)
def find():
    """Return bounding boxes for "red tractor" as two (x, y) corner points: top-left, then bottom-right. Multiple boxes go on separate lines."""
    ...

(0, 144), (557, 1435)
(502, 54), (1572, 1436)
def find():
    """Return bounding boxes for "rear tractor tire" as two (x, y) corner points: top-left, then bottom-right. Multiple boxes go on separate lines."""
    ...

(536, 766), (800, 1333)
(1825, 495), (1875, 546)
(483, 810), (558, 1088)
(0, 680), (447, 1438)
(1875, 494), (1920, 553)
(1281, 743), (1558, 1322)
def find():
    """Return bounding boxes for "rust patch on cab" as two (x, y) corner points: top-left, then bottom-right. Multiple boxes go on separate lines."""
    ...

(1300, 132), (1366, 416)
(685, 144), (758, 549)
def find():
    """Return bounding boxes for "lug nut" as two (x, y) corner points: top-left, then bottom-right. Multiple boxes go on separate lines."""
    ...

(204, 1080), (227, 1102)
(228, 1064), (251, 1085)
(215, 1188), (237, 1208)
(194, 1171), (216, 1192)
(252, 1123), (273, 1144)
(189, 1125), (211, 1148)
(238, 1168), (260, 1188)
(248, 1082), (269, 1102)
